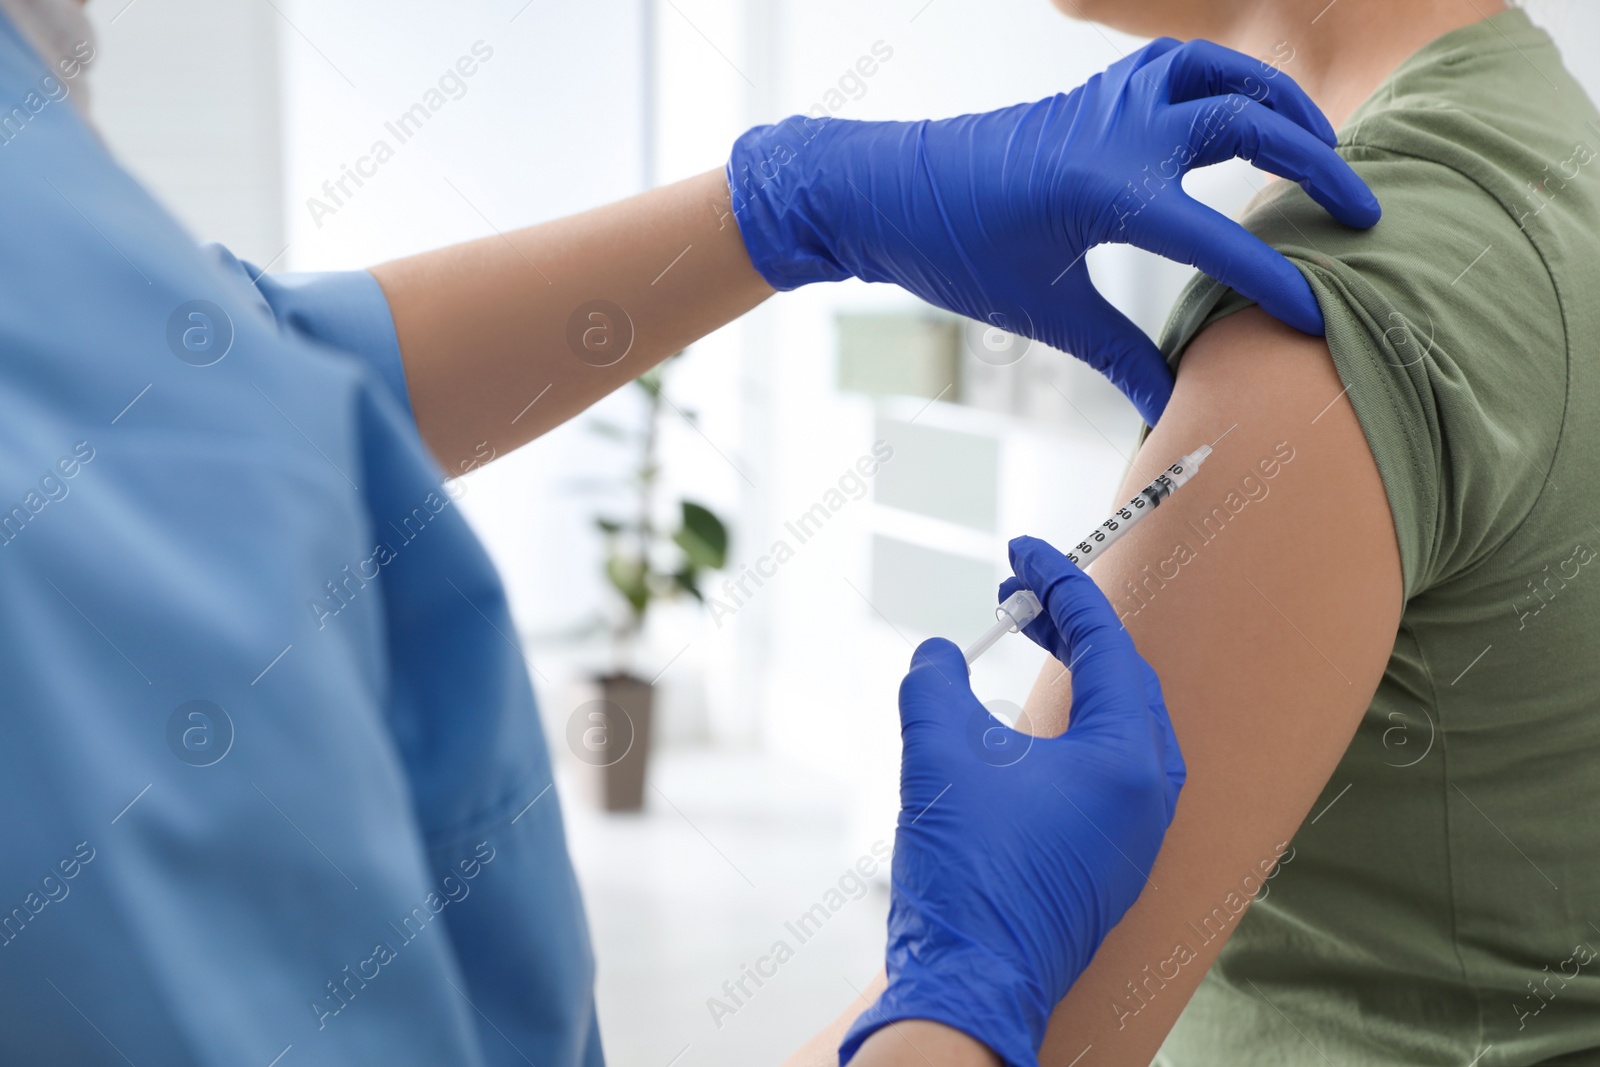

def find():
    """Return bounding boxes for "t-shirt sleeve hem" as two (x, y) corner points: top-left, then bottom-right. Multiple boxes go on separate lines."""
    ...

(253, 269), (415, 420)
(1158, 265), (1436, 601)
(1300, 261), (1435, 600)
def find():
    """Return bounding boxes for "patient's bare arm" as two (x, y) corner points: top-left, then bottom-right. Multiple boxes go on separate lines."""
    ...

(1030, 306), (1402, 1065)
(787, 307), (1400, 1066)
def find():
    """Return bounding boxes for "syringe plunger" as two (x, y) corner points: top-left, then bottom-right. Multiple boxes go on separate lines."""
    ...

(962, 589), (1044, 665)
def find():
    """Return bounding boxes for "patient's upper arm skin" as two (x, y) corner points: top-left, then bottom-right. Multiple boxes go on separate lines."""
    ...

(1032, 307), (1403, 1066)
(785, 307), (1403, 1067)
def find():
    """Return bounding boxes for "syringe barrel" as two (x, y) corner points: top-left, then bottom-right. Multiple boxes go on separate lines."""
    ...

(964, 445), (1210, 661)
(1064, 445), (1211, 567)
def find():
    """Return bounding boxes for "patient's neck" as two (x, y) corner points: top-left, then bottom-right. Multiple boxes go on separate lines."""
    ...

(1205, 0), (1507, 130)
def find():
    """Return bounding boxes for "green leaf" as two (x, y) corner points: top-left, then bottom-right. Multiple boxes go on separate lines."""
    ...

(634, 369), (663, 399)
(587, 419), (635, 441)
(672, 565), (704, 602)
(673, 500), (728, 570)
(594, 517), (625, 535)
(605, 556), (651, 617)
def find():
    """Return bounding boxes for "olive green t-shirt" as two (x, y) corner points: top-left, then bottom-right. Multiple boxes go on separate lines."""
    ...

(1152, 12), (1600, 1067)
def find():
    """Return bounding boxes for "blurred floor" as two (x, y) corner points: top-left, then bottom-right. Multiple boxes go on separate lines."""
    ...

(560, 748), (891, 1067)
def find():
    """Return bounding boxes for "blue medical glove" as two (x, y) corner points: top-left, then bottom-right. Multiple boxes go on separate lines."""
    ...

(840, 535), (1185, 1067)
(728, 38), (1381, 424)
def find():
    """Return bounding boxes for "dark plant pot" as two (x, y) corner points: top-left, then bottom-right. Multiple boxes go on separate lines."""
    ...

(574, 673), (655, 813)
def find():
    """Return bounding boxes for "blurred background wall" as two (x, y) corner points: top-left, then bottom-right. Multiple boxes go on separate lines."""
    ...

(82, 0), (1600, 1062)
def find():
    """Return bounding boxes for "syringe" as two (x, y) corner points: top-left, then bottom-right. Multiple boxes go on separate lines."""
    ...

(963, 588), (1044, 665)
(962, 444), (1213, 665)
(1062, 444), (1213, 567)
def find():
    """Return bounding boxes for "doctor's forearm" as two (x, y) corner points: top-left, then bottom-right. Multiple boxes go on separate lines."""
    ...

(850, 1022), (1002, 1066)
(368, 168), (773, 474)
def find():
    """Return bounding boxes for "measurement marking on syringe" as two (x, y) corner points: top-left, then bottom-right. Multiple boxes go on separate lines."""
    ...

(1064, 445), (1213, 567)
(963, 444), (1214, 666)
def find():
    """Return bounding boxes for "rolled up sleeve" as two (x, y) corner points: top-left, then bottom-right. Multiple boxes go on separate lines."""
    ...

(204, 243), (415, 418)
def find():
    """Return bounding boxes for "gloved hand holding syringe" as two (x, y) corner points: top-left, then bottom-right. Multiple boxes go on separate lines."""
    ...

(962, 444), (1214, 665)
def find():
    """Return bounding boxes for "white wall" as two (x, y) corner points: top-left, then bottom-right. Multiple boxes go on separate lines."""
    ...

(278, 0), (646, 269)
(272, 0), (670, 742)
(86, 0), (283, 261)
(691, 0), (1153, 853)
(1530, 0), (1600, 102)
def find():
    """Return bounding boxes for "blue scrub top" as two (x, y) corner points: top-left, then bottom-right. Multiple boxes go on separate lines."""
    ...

(0, 15), (602, 1067)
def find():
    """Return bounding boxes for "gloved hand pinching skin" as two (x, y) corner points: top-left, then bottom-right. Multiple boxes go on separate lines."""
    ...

(727, 38), (1381, 424)
(840, 536), (1185, 1067)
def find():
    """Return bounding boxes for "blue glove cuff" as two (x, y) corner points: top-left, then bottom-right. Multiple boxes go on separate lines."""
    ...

(838, 947), (1048, 1067)
(726, 114), (859, 290)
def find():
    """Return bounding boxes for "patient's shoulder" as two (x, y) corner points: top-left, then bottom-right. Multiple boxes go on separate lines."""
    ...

(1162, 15), (1600, 597)
(1161, 149), (1568, 599)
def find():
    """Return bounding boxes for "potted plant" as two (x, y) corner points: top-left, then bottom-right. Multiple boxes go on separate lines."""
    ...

(571, 356), (730, 811)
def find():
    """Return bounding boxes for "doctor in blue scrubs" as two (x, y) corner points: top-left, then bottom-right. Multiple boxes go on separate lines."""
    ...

(0, 3), (1379, 1065)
